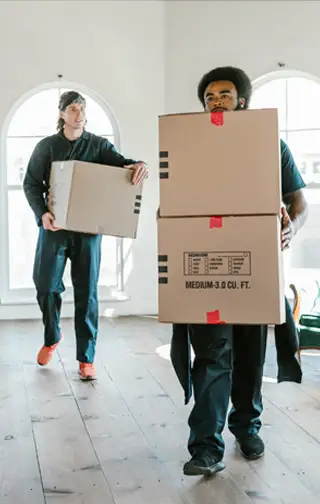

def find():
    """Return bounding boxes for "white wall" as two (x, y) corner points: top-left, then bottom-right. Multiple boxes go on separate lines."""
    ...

(165, 1), (320, 114)
(0, 1), (165, 318)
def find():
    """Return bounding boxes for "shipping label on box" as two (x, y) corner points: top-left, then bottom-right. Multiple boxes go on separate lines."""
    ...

(48, 160), (142, 238)
(158, 108), (282, 217)
(158, 215), (285, 325)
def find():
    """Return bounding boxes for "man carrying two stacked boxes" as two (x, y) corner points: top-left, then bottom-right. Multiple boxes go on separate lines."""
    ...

(158, 67), (308, 476)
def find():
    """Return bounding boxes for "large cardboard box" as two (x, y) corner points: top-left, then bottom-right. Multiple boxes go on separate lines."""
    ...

(159, 109), (281, 217)
(48, 160), (142, 238)
(158, 214), (285, 325)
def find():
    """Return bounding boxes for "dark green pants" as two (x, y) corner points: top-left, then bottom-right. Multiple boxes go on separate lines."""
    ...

(228, 324), (267, 438)
(188, 324), (267, 459)
(33, 228), (102, 363)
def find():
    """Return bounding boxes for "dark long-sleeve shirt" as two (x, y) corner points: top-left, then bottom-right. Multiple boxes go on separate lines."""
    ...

(23, 130), (136, 225)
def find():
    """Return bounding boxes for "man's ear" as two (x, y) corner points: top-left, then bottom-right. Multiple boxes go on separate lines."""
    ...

(239, 97), (246, 109)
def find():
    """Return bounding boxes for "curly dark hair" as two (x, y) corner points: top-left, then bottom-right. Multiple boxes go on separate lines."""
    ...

(197, 66), (252, 109)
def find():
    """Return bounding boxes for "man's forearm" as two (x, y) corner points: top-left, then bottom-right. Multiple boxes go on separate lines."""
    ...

(290, 205), (308, 235)
(284, 190), (308, 235)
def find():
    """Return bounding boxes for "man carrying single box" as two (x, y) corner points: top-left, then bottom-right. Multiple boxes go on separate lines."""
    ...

(171, 66), (308, 476)
(23, 90), (148, 380)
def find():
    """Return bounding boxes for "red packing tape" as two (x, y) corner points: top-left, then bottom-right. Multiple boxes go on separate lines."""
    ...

(210, 111), (224, 126)
(206, 310), (226, 325)
(209, 216), (223, 228)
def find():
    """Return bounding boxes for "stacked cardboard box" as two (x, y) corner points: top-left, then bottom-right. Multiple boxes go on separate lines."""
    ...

(157, 109), (285, 325)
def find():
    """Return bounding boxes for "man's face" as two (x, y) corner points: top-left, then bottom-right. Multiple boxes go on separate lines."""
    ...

(203, 80), (245, 112)
(60, 102), (86, 130)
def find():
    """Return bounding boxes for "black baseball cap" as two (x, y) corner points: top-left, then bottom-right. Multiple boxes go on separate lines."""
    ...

(58, 90), (86, 111)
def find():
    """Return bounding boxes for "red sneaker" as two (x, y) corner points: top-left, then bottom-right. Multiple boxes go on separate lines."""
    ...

(37, 334), (62, 366)
(79, 363), (97, 381)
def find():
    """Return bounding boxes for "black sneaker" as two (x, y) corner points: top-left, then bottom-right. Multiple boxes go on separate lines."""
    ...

(237, 434), (265, 460)
(183, 453), (226, 476)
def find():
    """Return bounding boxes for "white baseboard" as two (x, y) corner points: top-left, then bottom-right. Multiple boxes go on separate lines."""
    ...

(0, 299), (157, 321)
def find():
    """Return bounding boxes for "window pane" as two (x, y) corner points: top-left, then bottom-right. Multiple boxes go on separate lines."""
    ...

(287, 77), (320, 130)
(8, 190), (39, 289)
(99, 237), (119, 287)
(251, 78), (287, 130)
(8, 190), (119, 290)
(287, 130), (320, 186)
(60, 88), (114, 136)
(280, 131), (287, 142)
(6, 87), (119, 296)
(7, 137), (44, 186)
(8, 89), (59, 137)
(85, 95), (114, 136)
(304, 188), (320, 204)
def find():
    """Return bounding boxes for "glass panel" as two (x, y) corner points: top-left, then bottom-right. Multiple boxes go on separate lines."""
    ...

(123, 238), (133, 285)
(287, 77), (320, 130)
(280, 131), (287, 143)
(6, 137), (45, 186)
(60, 88), (114, 136)
(8, 190), (39, 289)
(99, 237), (118, 287)
(304, 188), (320, 204)
(8, 190), (118, 290)
(8, 89), (59, 137)
(7, 191), (72, 290)
(287, 130), (320, 186)
(6, 88), (119, 294)
(251, 78), (287, 130)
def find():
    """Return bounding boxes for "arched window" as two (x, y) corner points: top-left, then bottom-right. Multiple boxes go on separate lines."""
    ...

(251, 71), (320, 283)
(1, 83), (124, 303)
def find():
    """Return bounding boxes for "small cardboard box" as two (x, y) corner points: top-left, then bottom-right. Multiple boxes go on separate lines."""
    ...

(48, 160), (142, 238)
(158, 214), (285, 325)
(159, 109), (281, 217)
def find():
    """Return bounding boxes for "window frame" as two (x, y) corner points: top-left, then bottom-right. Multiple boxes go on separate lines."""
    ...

(252, 69), (320, 202)
(252, 68), (320, 135)
(252, 70), (320, 279)
(0, 80), (126, 304)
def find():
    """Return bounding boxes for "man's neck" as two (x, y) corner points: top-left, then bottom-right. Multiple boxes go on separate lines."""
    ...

(63, 126), (83, 141)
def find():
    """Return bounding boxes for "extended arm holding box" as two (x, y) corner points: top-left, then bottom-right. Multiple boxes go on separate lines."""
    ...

(283, 191), (308, 234)
(23, 139), (51, 225)
(99, 137), (148, 185)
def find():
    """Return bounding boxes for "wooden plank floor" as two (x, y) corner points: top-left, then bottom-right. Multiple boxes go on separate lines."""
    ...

(1, 316), (320, 504)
